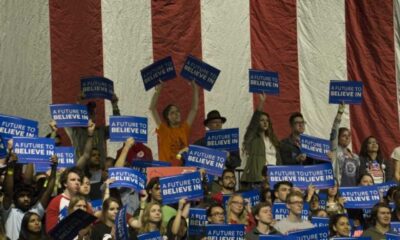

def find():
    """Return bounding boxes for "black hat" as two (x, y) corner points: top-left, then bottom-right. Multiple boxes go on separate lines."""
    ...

(203, 110), (226, 126)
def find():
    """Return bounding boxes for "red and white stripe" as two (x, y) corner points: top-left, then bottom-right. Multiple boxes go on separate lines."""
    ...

(2, 0), (400, 161)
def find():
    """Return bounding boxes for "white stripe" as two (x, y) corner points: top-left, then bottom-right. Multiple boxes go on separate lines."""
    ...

(102, 0), (155, 158)
(0, 0), (52, 135)
(297, 0), (350, 139)
(395, 0), (400, 131)
(200, 0), (253, 167)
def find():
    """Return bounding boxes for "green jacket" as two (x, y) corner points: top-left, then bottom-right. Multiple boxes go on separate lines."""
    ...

(241, 110), (281, 183)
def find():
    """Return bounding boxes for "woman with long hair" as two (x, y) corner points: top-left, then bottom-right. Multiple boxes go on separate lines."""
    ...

(149, 82), (199, 166)
(91, 197), (121, 240)
(226, 193), (256, 233)
(329, 214), (351, 238)
(241, 94), (281, 189)
(359, 136), (387, 184)
(18, 212), (49, 240)
(329, 103), (360, 186)
(325, 180), (346, 216)
(129, 202), (166, 239)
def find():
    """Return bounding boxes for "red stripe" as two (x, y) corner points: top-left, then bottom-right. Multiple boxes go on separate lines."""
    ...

(346, 0), (399, 157)
(151, 0), (205, 143)
(49, 0), (105, 127)
(250, 0), (300, 139)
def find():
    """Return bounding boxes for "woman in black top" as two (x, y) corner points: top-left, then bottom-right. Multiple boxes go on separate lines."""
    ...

(91, 197), (121, 240)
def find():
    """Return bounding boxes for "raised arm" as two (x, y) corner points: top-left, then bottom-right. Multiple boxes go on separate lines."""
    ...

(149, 84), (162, 127)
(186, 81), (199, 126)
(171, 198), (190, 235)
(128, 190), (147, 229)
(76, 120), (95, 169)
(3, 148), (17, 210)
(256, 93), (266, 111)
(111, 93), (121, 116)
(114, 137), (135, 167)
(329, 103), (345, 183)
(38, 155), (58, 208)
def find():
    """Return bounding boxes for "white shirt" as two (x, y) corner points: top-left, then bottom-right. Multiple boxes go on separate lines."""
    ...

(263, 136), (277, 165)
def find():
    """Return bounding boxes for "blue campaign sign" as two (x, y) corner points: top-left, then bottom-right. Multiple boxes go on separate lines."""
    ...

(272, 202), (310, 221)
(160, 171), (204, 205)
(141, 56), (176, 91)
(138, 231), (162, 240)
(55, 147), (75, 167)
(339, 185), (381, 209)
(90, 199), (103, 212)
(81, 76), (114, 100)
(319, 192), (327, 210)
(189, 208), (207, 236)
(186, 145), (226, 176)
(206, 224), (245, 240)
(131, 160), (171, 174)
(108, 167), (146, 191)
(329, 80), (363, 104)
(0, 114), (38, 141)
(392, 222), (400, 234)
(49, 209), (97, 240)
(35, 147), (75, 172)
(50, 104), (89, 127)
(386, 233), (400, 240)
(300, 134), (331, 161)
(332, 238), (371, 240)
(13, 137), (55, 164)
(115, 206), (129, 240)
(0, 135), (7, 158)
(268, 163), (335, 190)
(109, 116), (148, 143)
(288, 227), (329, 240)
(377, 181), (398, 196)
(205, 128), (239, 151)
(249, 69), (279, 95)
(311, 217), (329, 228)
(180, 55), (220, 91)
(222, 190), (261, 209)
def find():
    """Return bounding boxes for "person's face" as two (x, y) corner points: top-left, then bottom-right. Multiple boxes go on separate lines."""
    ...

(104, 158), (114, 170)
(256, 206), (273, 225)
(73, 200), (87, 212)
(65, 172), (81, 194)
(206, 119), (223, 131)
(149, 204), (162, 222)
(291, 116), (305, 134)
(90, 149), (101, 166)
(328, 185), (338, 197)
(310, 196), (320, 211)
(287, 196), (304, 216)
(264, 191), (272, 204)
(230, 196), (244, 215)
(150, 184), (162, 202)
(367, 137), (379, 153)
(259, 114), (269, 131)
(376, 207), (391, 226)
(107, 202), (120, 222)
(274, 184), (291, 202)
(208, 206), (225, 224)
(167, 106), (181, 125)
(27, 214), (41, 233)
(338, 130), (351, 147)
(333, 216), (351, 237)
(221, 172), (236, 191)
(80, 177), (91, 195)
(359, 175), (374, 186)
(16, 192), (32, 210)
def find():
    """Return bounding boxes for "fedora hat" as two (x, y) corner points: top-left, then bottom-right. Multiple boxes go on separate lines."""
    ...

(203, 110), (226, 126)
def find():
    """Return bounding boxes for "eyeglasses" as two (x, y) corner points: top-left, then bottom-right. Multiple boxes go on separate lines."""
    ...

(294, 121), (306, 125)
(223, 176), (235, 180)
(211, 212), (224, 217)
(289, 201), (304, 205)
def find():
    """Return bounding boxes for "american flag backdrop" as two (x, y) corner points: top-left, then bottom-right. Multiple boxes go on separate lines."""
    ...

(1, 0), (400, 164)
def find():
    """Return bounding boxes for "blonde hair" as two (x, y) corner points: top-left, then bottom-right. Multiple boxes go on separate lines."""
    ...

(67, 194), (88, 215)
(226, 193), (249, 225)
(138, 202), (166, 235)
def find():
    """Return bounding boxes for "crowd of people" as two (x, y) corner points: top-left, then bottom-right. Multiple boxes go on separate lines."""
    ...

(1, 81), (400, 240)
